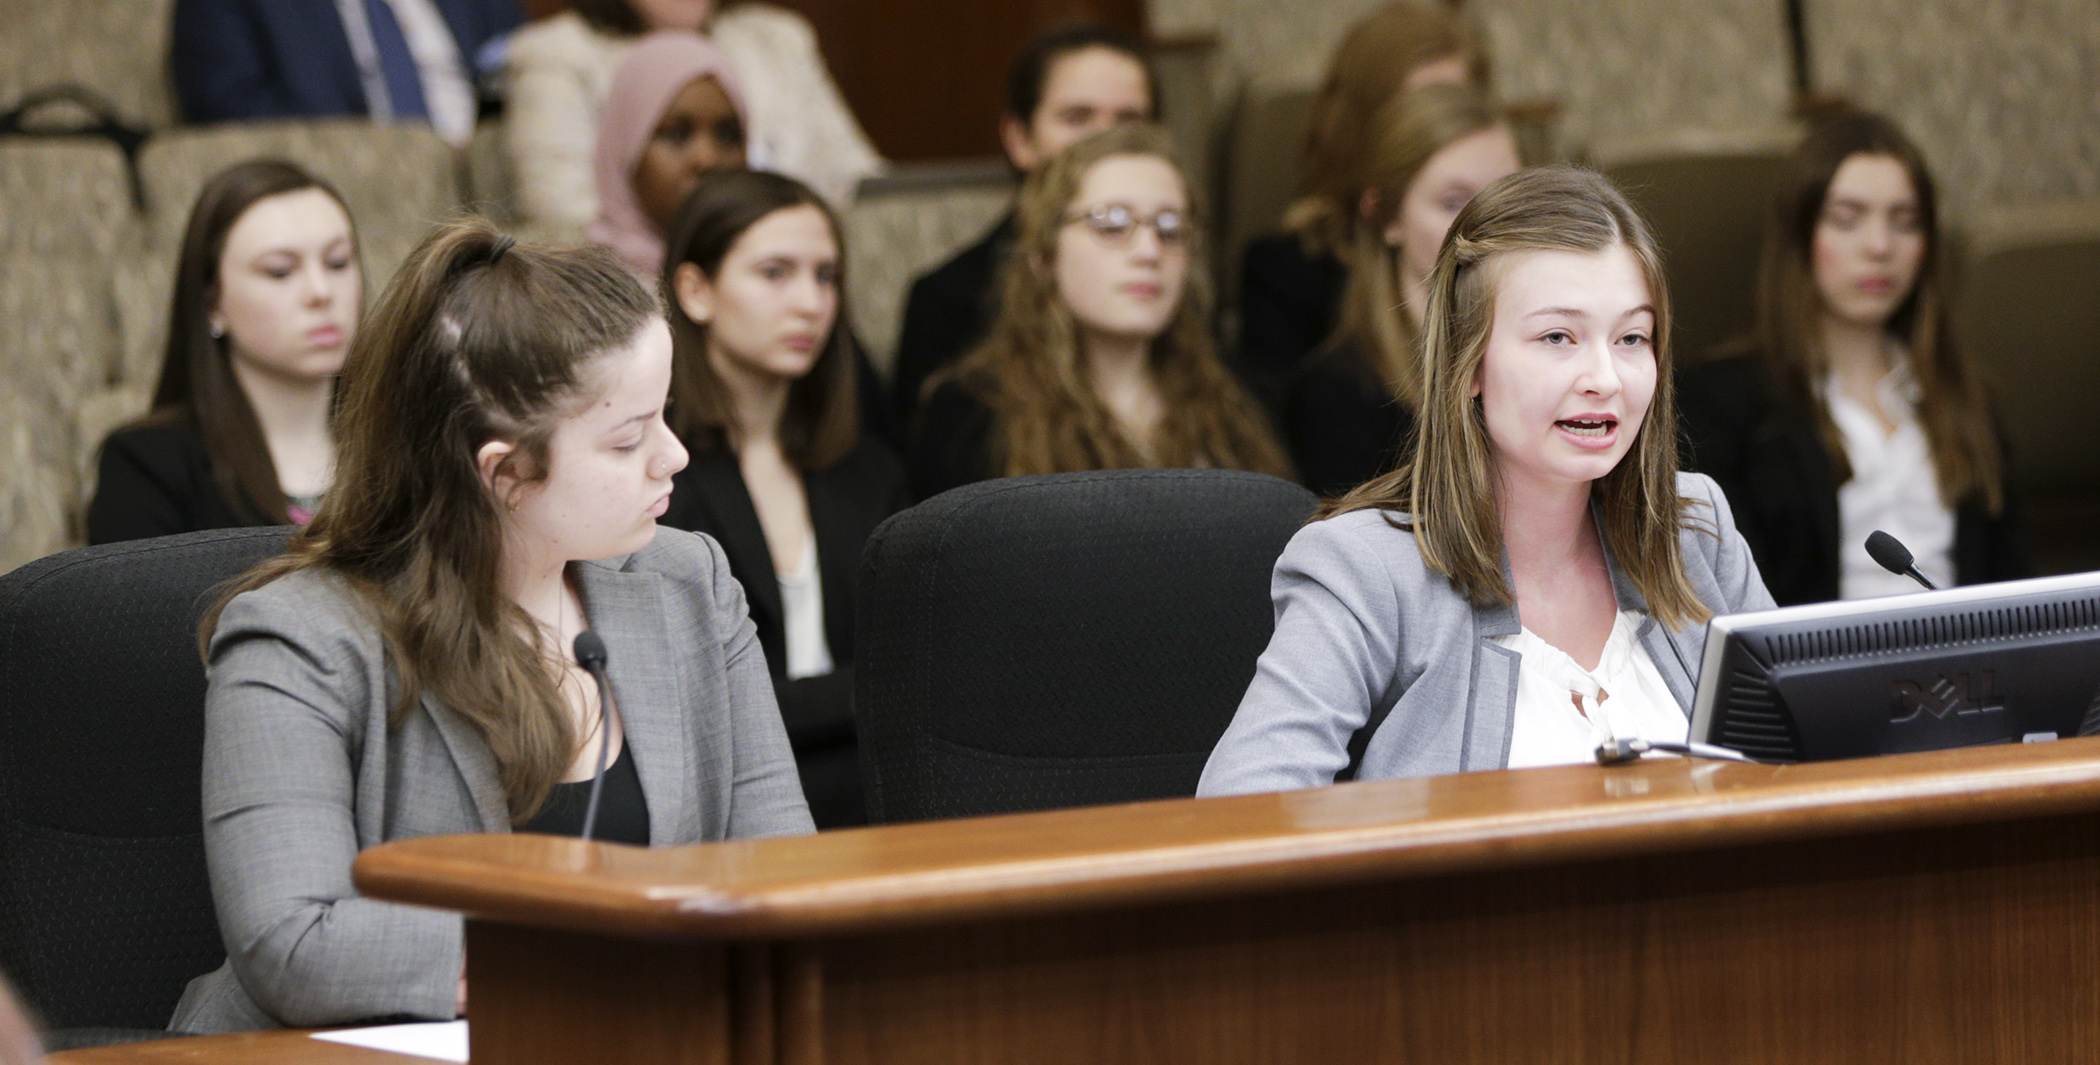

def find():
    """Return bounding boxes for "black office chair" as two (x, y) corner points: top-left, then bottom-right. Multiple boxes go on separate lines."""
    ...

(0, 528), (289, 1045)
(856, 469), (1318, 823)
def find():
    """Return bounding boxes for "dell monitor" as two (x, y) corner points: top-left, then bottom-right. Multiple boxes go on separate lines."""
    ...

(1691, 572), (2100, 762)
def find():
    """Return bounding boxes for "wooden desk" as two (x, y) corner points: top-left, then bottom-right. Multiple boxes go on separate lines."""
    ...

(354, 741), (2100, 1064)
(48, 1030), (429, 1065)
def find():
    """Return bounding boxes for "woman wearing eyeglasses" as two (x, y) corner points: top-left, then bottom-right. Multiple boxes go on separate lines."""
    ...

(907, 123), (1290, 498)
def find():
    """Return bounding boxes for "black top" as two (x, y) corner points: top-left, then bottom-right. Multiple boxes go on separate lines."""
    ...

(516, 741), (649, 845)
(892, 213), (1015, 428)
(1284, 341), (1415, 499)
(88, 422), (261, 545)
(1237, 233), (1347, 413)
(906, 378), (1001, 501)
(1676, 351), (2028, 606)
(659, 436), (910, 827)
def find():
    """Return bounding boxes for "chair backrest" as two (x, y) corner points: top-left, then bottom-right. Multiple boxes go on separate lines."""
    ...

(840, 166), (1014, 379)
(0, 527), (289, 1030)
(1217, 81), (1316, 310)
(1955, 198), (2100, 499)
(1596, 128), (1799, 362)
(855, 469), (1318, 823)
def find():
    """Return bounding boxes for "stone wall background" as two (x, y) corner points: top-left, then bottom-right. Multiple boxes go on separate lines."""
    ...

(1153, 0), (2099, 214)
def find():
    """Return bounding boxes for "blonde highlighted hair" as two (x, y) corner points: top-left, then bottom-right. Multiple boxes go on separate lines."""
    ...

(934, 123), (1289, 479)
(1325, 166), (1712, 630)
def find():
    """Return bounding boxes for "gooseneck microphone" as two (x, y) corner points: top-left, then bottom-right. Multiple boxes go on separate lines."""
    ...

(1865, 530), (1938, 591)
(571, 630), (615, 843)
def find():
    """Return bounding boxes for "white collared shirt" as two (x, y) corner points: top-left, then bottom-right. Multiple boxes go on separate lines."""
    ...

(1825, 354), (1956, 599)
(1495, 611), (1686, 768)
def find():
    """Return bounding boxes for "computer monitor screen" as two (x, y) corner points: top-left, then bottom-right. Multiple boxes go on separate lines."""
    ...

(1690, 572), (2100, 762)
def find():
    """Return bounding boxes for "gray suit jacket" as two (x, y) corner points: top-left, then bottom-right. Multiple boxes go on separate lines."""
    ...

(171, 528), (813, 1034)
(1198, 473), (1775, 795)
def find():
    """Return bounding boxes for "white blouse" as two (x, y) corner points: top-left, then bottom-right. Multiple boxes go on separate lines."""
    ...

(1826, 354), (1956, 599)
(775, 529), (834, 681)
(1493, 611), (1686, 769)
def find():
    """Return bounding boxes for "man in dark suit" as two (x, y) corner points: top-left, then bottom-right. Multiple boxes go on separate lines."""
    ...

(172, 0), (521, 143)
(891, 24), (1158, 427)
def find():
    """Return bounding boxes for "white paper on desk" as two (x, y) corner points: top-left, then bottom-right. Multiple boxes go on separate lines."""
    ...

(312, 1020), (468, 1062)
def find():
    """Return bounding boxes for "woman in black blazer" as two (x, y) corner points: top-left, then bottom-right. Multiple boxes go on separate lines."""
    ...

(90, 160), (362, 543)
(1678, 111), (2024, 605)
(658, 169), (908, 828)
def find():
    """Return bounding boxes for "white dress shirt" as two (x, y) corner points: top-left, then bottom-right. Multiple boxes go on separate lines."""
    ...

(1826, 353), (1956, 599)
(1495, 611), (1686, 768)
(776, 529), (834, 681)
(334, 0), (479, 145)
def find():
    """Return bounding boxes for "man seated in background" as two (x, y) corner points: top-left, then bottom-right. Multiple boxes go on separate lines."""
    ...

(891, 23), (1158, 427)
(171, 0), (522, 147)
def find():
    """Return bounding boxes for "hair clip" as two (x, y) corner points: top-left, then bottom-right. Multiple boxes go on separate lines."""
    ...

(488, 234), (516, 264)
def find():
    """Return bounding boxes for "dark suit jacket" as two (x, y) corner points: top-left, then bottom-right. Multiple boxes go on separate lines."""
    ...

(1284, 341), (1415, 499)
(1237, 232), (1346, 413)
(88, 422), (259, 545)
(1676, 351), (2028, 606)
(660, 438), (910, 827)
(906, 378), (1000, 501)
(892, 213), (1014, 427)
(172, 0), (521, 123)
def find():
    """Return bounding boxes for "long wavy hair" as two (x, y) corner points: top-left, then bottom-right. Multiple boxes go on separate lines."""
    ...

(1283, 0), (1487, 259)
(931, 123), (1290, 479)
(1326, 83), (1508, 411)
(1754, 110), (2002, 513)
(1325, 166), (1711, 630)
(206, 219), (662, 821)
(138, 159), (360, 525)
(662, 169), (858, 470)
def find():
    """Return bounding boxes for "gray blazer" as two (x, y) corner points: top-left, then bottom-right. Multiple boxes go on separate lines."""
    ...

(171, 528), (814, 1034)
(1197, 473), (1775, 795)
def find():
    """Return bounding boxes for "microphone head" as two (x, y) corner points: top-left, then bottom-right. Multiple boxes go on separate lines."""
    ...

(1865, 530), (1914, 576)
(572, 630), (608, 670)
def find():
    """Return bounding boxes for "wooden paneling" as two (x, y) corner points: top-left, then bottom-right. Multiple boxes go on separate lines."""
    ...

(765, 0), (1146, 161)
(354, 739), (2100, 939)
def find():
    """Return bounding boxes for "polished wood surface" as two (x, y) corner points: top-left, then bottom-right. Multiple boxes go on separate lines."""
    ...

(348, 740), (2100, 1064)
(47, 1030), (432, 1065)
(356, 738), (2100, 938)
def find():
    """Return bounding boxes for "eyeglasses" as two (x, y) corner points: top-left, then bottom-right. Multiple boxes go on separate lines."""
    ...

(1062, 203), (1194, 247)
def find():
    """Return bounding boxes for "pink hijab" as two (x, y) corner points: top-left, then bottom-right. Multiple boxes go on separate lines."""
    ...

(587, 31), (748, 278)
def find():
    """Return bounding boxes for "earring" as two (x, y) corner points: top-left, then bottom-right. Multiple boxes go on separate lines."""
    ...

(209, 322), (225, 339)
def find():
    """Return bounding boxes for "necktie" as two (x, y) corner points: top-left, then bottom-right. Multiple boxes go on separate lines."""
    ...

(363, 0), (429, 120)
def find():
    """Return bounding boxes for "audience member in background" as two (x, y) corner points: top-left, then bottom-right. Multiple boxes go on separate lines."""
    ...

(658, 171), (908, 829)
(170, 221), (811, 1034)
(171, 0), (521, 146)
(0, 974), (39, 1065)
(909, 124), (1290, 498)
(1239, 0), (1486, 409)
(892, 24), (1157, 427)
(506, 0), (881, 237)
(586, 31), (748, 279)
(1677, 111), (2024, 605)
(1286, 84), (1519, 497)
(1199, 167), (1773, 795)
(89, 161), (360, 544)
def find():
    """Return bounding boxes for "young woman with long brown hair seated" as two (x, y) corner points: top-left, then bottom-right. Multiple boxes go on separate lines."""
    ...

(658, 169), (908, 828)
(1284, 83), (1520, 496)
(171, 221), (811, 1034)
(89, 160), (360, 543)
(1200, 167), (1774, 794)
(1677, 111), (2025, 604)
(908, 123), (1290, 497)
